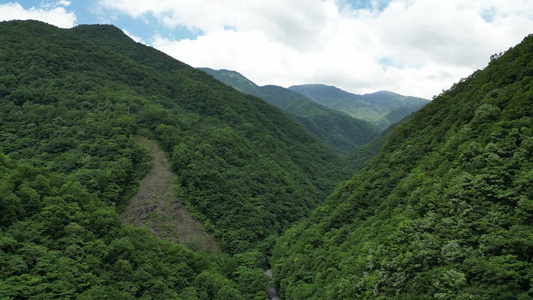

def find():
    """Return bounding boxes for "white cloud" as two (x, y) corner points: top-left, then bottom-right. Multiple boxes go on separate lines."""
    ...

(123, 29), (143, 43)
(41, 1), (71, 10)
(0, 1), (76, 28)
(100, 0), (533, 98)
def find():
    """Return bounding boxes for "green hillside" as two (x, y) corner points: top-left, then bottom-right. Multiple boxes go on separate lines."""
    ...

(0, 20), (350, 298)
(289, 84), (429, 130)
(345, 114), (412, 171)
(200, 68), (380, 154)
(199, 68), (262, 96)
(272, 35), (533, 299)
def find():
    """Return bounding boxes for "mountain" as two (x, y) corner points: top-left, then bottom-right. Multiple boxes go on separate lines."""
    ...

(0, 20), (351, 298)
(200, 68), (380, 154)
(345, 113), (413, 171)
(272, 35), (533, 299)
(199, 68), (262, 96)
(289, 84), (429, 130)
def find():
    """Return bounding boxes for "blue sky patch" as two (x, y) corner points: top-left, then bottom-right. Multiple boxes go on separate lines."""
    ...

(480, 7), (497, 23)
(341, 0), (392, 12)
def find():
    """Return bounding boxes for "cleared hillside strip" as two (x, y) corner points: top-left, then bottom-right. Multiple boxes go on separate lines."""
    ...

(121, 137), (218, 252)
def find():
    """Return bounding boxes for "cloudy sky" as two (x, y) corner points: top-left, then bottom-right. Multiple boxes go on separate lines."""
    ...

(1, 1), (532, 98)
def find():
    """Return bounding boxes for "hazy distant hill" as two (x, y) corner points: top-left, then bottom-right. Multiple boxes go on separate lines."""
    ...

(199, 68), (262, 96)
(200, 68), (380, 154)
(289, 84), (429, 130)
(273, 35), (533, 299)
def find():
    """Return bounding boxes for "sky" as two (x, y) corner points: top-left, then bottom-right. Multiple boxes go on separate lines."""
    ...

(1, 1), (532, 99)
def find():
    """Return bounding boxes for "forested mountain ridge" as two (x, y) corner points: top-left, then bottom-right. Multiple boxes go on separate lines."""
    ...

(0, 20), (350, 298)
(289, 84), (429, 130)
(200, 67), (380, 154)
(273, 35), (533, 299)
(199, 68), (261, 96)
(345, 114), (412, 171)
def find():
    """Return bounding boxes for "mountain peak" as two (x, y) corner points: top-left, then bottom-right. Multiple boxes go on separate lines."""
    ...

(72, 23), (134, 42)
(200, 67), (260, 95)
(289, 84), (428, 129)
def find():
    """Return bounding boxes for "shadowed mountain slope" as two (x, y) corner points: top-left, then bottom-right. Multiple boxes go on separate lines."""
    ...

(200, 68), (380, 154)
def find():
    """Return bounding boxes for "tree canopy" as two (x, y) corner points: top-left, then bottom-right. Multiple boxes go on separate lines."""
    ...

(0, 20), (353, 298)
(201, 68), (381, 154)
(273, 34), (533, 299)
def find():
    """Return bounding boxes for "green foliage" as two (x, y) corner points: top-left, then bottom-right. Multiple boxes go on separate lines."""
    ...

(289, 84), (429, 130)
(201, 68), (380, 154)
(1, 19), (350, 252)
(345, 113), (416, 171)
(273, 35), (533, 299)
(200, 68), (262, 96)
(0, 20), (355, 297)
(0, 154), (243, 299)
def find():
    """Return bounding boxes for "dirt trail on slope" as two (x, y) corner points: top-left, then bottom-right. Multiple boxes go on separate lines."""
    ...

(121, 136), (218, 252)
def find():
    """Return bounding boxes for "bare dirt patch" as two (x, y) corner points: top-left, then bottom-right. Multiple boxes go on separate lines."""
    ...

(121, 136), (218, 252)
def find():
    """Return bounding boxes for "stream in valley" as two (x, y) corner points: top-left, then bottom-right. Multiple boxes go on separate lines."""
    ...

(265, 269), (280, 300)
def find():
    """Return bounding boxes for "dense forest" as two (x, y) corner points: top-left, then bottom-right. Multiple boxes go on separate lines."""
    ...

(272, 35), (533, 299)
(345, 116), (410, 171)
(0, 20), (352, 298)
(200, 68), (380, 154)
(2, 19), (530, 300)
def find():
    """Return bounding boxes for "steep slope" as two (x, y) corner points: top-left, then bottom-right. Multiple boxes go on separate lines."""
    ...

(200, 68), (380, 154)
(273, 35), (533, 299)
(0, 153), (241, 299)
(0, 20), (249, 299)
(121, 137), (218, 252)
(344, 114), (412, 171)
(199, 68), (262, 96)
(289, 84), (429, 130)
(70, 25), (352, 253)
(0, 20), (350, 298)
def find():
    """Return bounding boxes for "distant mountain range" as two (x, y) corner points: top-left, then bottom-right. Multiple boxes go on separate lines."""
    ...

(200, 68), (380, 154)
(289, 84), (429, 130)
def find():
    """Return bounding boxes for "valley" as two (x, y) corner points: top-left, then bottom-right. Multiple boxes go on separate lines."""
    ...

(0, 20), (350, 299)
(0, 19), (531, 299)
(201, 67), (427, 155)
